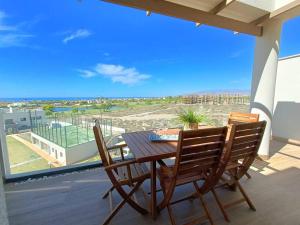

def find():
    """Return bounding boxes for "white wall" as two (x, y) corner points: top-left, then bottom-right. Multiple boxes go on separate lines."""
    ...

(273, 54), (300, 141)
(31, 132), (67, 165)
(65, 141), (98, 164)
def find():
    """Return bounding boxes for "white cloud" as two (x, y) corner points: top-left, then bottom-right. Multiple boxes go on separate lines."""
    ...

(63, 29), (91, 44)
(0, 34), (34, 47)
(77, 69), (97, 78)
(79, 63), (151, 85)
(95, 63), (151, 85)
(0, 10), (35, 48)
(0, 11), (16, 31)
(229, 50), (244, 59)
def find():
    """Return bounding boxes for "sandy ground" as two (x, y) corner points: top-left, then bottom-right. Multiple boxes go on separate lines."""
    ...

(89, 103), (250, 132)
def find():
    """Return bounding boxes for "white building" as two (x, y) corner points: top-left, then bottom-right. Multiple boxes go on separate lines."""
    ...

(30, 120), (125, 166)
(0, 108), (45, 134)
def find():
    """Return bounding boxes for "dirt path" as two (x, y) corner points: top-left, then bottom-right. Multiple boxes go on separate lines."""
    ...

(10, 135), (63, 167)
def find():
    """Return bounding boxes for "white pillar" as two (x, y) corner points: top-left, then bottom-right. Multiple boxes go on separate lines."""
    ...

(250, 20), (283, 158)
(0, 113), (11, 175)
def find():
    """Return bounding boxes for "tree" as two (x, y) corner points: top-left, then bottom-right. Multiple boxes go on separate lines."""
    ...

(72, 107), (79, 113)
(43, 104), (54, 115)
(101, 103), (113, 112)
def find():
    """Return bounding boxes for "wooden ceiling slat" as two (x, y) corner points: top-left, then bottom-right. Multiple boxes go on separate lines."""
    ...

(103, 0), (262, 36)
(210, 0), (236, 15)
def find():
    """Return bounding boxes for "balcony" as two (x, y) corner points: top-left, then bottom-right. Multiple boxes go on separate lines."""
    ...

(5, 140), (300, 225)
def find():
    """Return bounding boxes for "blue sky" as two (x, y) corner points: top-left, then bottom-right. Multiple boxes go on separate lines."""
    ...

(0, 0), (299, 98)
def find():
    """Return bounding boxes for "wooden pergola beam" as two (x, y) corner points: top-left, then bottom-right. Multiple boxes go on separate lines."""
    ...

(103, 0), (262, 36)
(251, 13), (270, 25)
(197, 0), (236, 27)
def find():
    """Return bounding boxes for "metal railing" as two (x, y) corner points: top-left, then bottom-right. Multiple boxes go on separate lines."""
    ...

(30, 111), (113, 148)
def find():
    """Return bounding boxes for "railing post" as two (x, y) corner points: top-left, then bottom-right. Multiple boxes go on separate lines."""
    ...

(64, 125), (68, 148)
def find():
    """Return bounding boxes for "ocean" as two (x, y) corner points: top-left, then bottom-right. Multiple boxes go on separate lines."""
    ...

(0, 97), (154, 102)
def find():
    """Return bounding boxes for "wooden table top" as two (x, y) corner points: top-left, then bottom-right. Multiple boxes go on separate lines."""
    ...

(122, 130), (178, 163)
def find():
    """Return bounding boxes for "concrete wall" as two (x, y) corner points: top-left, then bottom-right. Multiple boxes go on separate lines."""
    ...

(273, 54), (300, 141)
(65, 140), (98, 164)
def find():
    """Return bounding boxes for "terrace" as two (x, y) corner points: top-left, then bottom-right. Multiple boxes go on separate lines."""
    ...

(5, 140), (300, 225)
(1, 1), (300, 225)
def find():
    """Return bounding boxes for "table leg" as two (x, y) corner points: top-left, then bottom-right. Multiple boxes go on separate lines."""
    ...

(150, 160), (157, 219)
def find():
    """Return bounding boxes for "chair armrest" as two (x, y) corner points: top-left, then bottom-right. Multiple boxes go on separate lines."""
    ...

(157, 159), (167, 167)
(107, 143), (128, 161)
(105, 159), (136, 170)
(107, 143), (128, 150)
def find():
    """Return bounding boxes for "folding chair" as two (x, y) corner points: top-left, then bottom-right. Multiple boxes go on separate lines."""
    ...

(214, 121), (266, 221)
(157, 127), (230, 225)
(93, 120), (150, 225)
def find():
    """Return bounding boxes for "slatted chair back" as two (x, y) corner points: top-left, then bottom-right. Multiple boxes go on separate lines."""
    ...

(173, 127), (229, 193)
(228, 121), (266, 179)
(93, 119), (113, 167)
(228, 112), (259, 125)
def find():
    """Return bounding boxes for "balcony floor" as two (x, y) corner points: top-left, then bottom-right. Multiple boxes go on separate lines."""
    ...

(5, 140), (300, 225)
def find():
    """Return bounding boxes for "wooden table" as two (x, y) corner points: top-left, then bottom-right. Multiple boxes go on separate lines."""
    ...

(122, 130), (178, 219)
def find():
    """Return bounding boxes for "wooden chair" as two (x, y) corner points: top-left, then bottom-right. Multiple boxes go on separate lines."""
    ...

(228, 112), (259, 125)
(157, 127), (230, 225)
(93, 120), (150, 225)
(227, 112), (259, 179)
(214, 121), (267, 221)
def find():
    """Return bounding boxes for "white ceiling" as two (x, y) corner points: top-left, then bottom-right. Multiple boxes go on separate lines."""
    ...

(166, 0), (299, 23)
(166, 0), (270, 23)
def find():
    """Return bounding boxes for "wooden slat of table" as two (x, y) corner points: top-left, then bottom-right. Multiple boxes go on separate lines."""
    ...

(122, 131), (178, 163)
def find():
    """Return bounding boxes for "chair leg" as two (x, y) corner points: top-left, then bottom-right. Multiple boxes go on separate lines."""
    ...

(245, 172), (251, 179)
(235, 179), (256, 211)
(102, 181), (148, 225)
(211, 188), (230, 222)
(102, 186), (114, 199)
(167, 204), (176, 225)
(115, 180), (148, 215)
(198, 194), (214, 225)
(193, 182), (214, 225)
(103, 198), (127, 225)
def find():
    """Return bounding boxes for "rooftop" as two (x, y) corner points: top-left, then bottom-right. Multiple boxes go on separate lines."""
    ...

(5, 139), (300, 225)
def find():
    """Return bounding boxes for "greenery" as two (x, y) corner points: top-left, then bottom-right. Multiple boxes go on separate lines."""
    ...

(178, 109), (208, 125)
(91, 103), (113, 112)
(43, 104), (54, 115)
(6, 136), (49, 174)
(72, 107), (79, 113)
